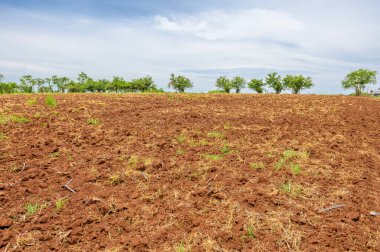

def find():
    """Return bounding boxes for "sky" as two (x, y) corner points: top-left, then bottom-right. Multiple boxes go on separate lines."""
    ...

(0, 0), (380, 93)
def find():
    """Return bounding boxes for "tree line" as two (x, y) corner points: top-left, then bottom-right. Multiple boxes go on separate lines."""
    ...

(0, 69), (377, 95)
(0, 72), (163, 94)
(214, 73), (313, 94)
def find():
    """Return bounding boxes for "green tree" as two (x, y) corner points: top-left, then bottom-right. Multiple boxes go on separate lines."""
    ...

(283, 75), (314, 94)
(168, 73), (193, 93)
(265, 72), (283, 94)
(108, 76), (126, 93)
(130, 76), (156, 92)
(230, 76), (246, 93)
(52, 75), (71, 93)
(19, 75), (36, 93)
(215, 76), (232, 93)
(342, 69), (377, 96)
(248, 78), (265, 93)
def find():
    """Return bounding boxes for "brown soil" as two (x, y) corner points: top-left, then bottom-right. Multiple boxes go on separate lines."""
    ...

(0, 94), (379, 251)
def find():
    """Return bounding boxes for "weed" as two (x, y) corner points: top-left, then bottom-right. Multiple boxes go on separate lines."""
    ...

(26, 97), (38, 106)
(280, 181), (303, 197)
(275, 158), (285, 170)
(110, 174), (121, 185)
(33, 112), (42, 118)
(250, 162), (265, 170)
(283, 149), (297, 160)
(246, 226), (256, 239)
(49, 151), (60, 158)
(220, 143), (231, 154)
(128, 155), (139, 169)
(0, 132), (7, 140)
(0, 115), (9, 125)
(55, 198), (68, 211)
(45, 95), (57, 107)
(87, 118), (100, 125)
(11, 115), (30, 123)
(177, 134), (187, 144)
(207, 131), (224, 138)
(174, 242), (186, 252)
(223, 122), (231, 130)
(204, 154), (222, 161)
(176, 148), (186, 155)
(290, 163), (301, 175)
(25, 203), (39, 215)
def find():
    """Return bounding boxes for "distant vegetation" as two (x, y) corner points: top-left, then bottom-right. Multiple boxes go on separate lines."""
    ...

(0, 72), (163, 94)
(214, 72), (314, 94)
(0, 69), (377, 95)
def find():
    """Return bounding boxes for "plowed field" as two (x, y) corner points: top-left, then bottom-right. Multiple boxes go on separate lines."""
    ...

(1, 94), (380, 251)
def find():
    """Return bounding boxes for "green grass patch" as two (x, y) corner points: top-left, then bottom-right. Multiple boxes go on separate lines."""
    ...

(87, 118), (100, 125)
(26, 97), (38, 106)
(45, 95), (57, 107)
(0, 132), (7, 140)
(207, 131), (224, 138)
(55, 198), (68, 211)
(280, 181), (303, 197)
(250, 162), (265, 170)
(203, 154), (222, 161)
(24, 203), (40, 215)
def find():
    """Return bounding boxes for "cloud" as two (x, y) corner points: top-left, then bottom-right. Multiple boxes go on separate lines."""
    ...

(154, 9), (304, 40)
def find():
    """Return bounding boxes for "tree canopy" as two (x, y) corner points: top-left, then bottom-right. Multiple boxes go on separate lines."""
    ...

(265, 72), (283, 94)
(168, 74), (193, 93)
(248, 78), (265, 94)
(283, 75), (314, 94)
(342, 69), (377, 96)
(215, 76), (232, 93)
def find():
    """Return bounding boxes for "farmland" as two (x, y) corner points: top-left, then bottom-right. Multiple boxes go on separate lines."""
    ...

(0, 94), (380, 251)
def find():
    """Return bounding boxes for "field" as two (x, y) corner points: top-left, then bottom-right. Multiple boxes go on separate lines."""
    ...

(0, 94), (380, 251)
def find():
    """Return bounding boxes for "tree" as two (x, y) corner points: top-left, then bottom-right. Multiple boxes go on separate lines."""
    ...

(130, 76), (156, 92)
(215, 76), (232, 93)
(230, 76), (246, 93)
(342, 69), (377, 96)
(52, 75), (71, 93)
(19, 75), (36, 93)
(283, 75), (314, 94)
(248, 78), (265, 93)
(265, 72), (283, 94)
(168, 73), (193, 93)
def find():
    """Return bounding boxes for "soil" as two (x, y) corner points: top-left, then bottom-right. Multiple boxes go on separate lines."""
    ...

(0, 93), (379, 251)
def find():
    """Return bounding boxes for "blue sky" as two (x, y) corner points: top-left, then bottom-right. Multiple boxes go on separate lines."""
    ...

(1, 0), (379, 93)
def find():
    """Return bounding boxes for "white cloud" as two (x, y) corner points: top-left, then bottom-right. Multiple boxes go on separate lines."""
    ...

(154, 9), (304, 40)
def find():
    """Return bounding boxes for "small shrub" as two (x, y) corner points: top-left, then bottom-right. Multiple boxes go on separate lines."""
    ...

(174, 242), (186, 252)
(0, 115), (9, 125)
(45, 95), (57, 107)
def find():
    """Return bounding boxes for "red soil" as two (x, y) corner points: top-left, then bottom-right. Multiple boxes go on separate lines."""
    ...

(0, 94), (379, 251)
